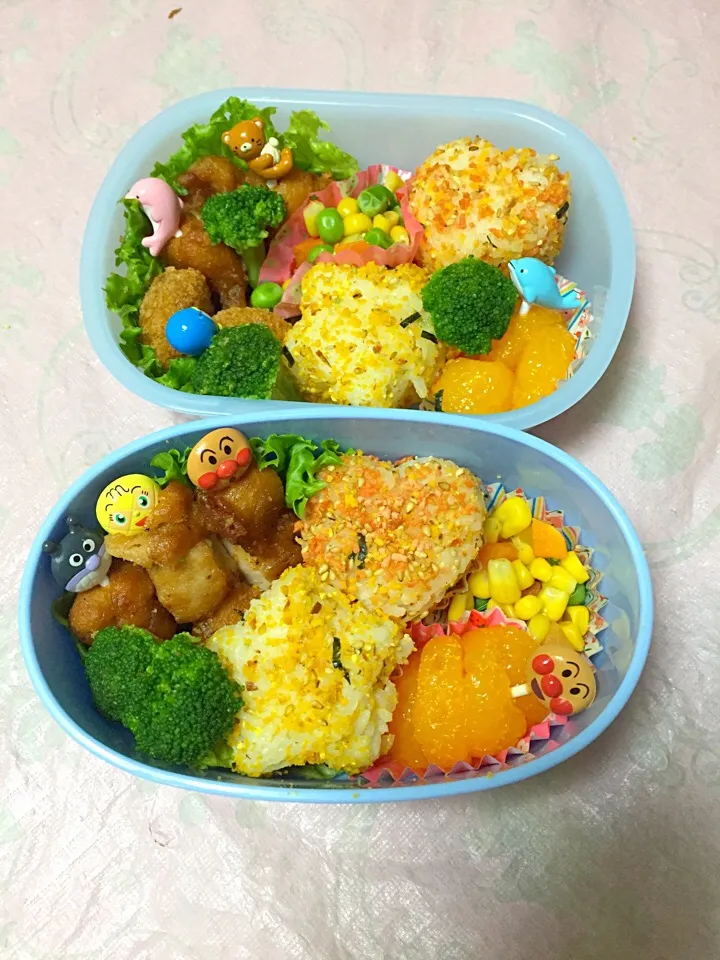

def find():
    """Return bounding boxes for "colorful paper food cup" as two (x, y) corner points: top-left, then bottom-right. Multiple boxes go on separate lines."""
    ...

(81, 88), (635, 430)
(20, 408), (653, 803)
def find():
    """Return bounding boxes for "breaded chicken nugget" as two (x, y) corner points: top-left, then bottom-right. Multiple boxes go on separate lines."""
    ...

(212, 306), (290, 343)
(139, 266), (213, 368)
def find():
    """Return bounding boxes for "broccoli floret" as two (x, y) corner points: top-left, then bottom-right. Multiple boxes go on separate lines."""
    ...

(132, 633), (242, 766)
(201, 185), (286, 287)
(421, 256), (518, 355)
(190, 324), (298, 400)
(84, 625), (156, 725)
(84, 626), (242, 767)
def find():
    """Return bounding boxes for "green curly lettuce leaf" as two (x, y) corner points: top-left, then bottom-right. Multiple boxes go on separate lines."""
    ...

(282, 110), (359, 180)
(150, 446), (192, 487)
(105, 199), (163, 366)
(151, 97), (279, 192)
(250, 434), (349, 517)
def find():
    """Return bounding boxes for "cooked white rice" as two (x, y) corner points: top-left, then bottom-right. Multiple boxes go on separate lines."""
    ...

(299, 454), (486, 620)
(285, 261), (445, 408)
(206, 565), (413, 777)
(409, 138), (571, 271)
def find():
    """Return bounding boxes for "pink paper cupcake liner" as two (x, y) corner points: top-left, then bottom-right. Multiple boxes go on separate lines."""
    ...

(362, 485), (606, 785)
(258, 165), (424, 319)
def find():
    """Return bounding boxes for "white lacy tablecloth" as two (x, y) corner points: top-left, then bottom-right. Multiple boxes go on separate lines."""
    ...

(3, 1), (720, 957)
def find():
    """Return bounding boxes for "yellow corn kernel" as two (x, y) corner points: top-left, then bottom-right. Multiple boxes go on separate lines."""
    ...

(511, 535), (535, 566)
(548, 568), (577, 595)
(390, 225), (410, 245)
(341, 233), (365, 244)
(512, 559), (535, 590)
(486, 599), (502, 613)
(372, 213), (391, 233)
(529, 557), (553, 582)
(448, 591), (469, 622)
(303, 200), (325, 238)
(514, 595), (543, 621)
(383, 170), (403, 193)
(527, 613), (550, 642)
(383, 209), (401, 229)
(337, 197), (358, 218)
(566, 604), (590, 636)
(469, 570), (491, 599)
(483, 516), (501, 544)
(539, 585), (569, 622)
(561, 551), (590, 584)
(343, 212), (372, 236)
(492, 497), (532, 538)
(487, 558), (521, 605)
(500, 604), (516, 618)
(559, 621), (585, 652)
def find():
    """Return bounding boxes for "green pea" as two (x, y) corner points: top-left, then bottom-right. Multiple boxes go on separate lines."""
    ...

(316, 207), (344, 244)
(250, 282), (283, 309)
(357, 184), (395, 218)
(568, 582), (587, 606)
(364, 228), (393, 249)
(307, 243), (334, 264)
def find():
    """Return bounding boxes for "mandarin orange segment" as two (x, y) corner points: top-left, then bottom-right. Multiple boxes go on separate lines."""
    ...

(531, 519), (568, 560)
(433, 358), (515, 415)
(487, 303), (567, 371)
(512, 323), (575, 409)
(462, 626), (549, 728)
(462, 634), (527, 758)
(477, 541), (518, 567)
(412, 635), (470, 768)
(387, 650), (428, 770)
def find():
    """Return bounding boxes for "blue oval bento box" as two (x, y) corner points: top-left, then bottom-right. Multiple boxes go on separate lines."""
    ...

(80, 88), (635, 431)
(20, 409), (652, 803)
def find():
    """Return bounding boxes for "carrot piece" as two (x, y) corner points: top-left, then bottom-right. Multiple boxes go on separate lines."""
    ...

(477, 541), (518, 567)
(530, 518), (568, 559)
(293, 237), (324, 266)
(334, 240), (370, 255)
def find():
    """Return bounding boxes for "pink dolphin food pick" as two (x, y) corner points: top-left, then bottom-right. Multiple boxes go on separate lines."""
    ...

(125, 177), (183, 257)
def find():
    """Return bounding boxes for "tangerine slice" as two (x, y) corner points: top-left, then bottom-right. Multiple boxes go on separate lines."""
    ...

(512, 324), (575, 408)
(487, 303), (566, 371)
(462, 626), (548, 727)
(462, 631), (527, 758)
(412, 635), (469, 768)
(387, 650), (428, 770)
(433, 358), (515, 415)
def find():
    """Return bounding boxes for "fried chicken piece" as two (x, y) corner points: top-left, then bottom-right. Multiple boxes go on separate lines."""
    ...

(176, 155), (243, 216)
(162, 214), (247, 308)
(212, 306), (290, 343)
(221, 514), (301, 591)
(275, 169), (331, 218)
(192, 463), (286, 549)
(149, 537), (236, 623)
(104, 482), (236, 622)
(191, 580), (261, 640)
(105, 482), (204, 567)
(68, 560), (175, 646)
(139, 267), (214, 368)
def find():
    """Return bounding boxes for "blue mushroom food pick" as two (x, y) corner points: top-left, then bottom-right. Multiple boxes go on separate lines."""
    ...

(508, 257), (586, 315)
(43, 516), (112, 593)
(165, 306), (216, 356)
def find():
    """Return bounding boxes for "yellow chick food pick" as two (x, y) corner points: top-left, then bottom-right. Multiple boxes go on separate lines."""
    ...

(95, 474), (161, 535)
